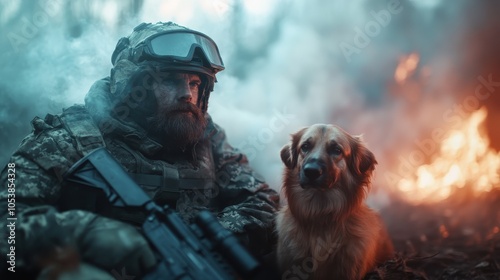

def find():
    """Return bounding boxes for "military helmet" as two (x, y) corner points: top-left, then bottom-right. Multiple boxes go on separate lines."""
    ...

(109, 22), (224, 112)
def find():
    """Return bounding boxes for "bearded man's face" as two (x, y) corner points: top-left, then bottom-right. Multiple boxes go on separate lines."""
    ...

(148, 72), (207, 149)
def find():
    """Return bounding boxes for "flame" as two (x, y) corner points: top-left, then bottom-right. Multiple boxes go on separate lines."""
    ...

(395, 53), (420, 84)
(397, 107), (500, 204)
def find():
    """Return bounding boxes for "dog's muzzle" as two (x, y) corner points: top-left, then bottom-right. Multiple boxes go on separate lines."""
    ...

(300, 159), (329, 189)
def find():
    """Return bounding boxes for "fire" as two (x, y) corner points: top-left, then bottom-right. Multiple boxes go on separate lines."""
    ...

(394, 53), (419, 84)
(397, 107), (500, 204)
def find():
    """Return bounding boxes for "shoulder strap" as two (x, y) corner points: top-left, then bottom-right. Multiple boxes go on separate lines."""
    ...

(59, 105), (106, 155)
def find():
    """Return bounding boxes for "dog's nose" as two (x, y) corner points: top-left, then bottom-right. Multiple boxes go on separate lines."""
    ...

(303, 162), (323, 181)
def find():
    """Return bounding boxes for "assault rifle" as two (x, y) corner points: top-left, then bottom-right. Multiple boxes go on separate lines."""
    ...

(64, 148), (261, 280)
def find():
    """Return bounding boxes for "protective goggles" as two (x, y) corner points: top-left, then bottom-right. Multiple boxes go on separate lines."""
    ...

(138, 30), (225, 73)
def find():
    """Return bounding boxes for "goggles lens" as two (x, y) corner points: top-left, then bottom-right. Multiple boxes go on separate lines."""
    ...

(148, 31), (224, 70)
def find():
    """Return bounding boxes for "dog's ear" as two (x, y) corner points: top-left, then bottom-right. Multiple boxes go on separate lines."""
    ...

(281, 128), (306, 169)
(280, 144), (294, 169)
(349, 135), (377, 175)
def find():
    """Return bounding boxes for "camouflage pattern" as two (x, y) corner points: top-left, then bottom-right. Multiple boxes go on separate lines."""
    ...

(0, 78), (279, 276)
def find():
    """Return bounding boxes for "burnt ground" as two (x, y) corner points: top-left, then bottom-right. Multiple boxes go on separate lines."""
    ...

(365, 189), (500, 280)
(365, 236), (500, 280)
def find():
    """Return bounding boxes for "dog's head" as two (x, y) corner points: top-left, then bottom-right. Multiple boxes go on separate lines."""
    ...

(280, 124), (377, 220)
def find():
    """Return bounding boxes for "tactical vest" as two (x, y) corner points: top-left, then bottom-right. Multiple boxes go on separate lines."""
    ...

(54, 105), (216, 224)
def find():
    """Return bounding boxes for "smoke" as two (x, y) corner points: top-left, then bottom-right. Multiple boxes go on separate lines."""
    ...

(1, 0), (498, 211)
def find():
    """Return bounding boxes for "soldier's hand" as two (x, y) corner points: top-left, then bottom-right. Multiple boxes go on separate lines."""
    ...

(33, 245), (80, 280)
(19, 206), (157, 278)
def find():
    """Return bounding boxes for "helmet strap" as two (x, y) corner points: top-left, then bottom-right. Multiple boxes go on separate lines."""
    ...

(198, 75), (214, 113)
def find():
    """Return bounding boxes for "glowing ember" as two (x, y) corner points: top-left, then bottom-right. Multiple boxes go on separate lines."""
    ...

(394, 53), (420, 84)
(439, 224), (450, 238)
(397, 107), (500, 204)
(486, 226), (500, 240)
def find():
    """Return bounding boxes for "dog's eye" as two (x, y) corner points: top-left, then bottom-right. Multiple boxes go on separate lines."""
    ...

(300, 142), (311, 152)
(329, 145), (343, 156)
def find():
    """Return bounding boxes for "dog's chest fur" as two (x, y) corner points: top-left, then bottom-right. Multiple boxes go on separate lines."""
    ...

(277, 206), (343, 258)
(277, 205), (384, 279)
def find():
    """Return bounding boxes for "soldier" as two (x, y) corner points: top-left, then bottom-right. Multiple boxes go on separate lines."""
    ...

(0, 22), (279, 279)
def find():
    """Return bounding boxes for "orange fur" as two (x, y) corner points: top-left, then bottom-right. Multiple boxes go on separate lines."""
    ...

(276, 124), (393, 280)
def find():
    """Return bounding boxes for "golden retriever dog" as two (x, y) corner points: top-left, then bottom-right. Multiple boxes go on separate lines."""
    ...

(276, 124), (393, 280)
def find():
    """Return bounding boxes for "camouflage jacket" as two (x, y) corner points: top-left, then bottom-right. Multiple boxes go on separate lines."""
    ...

(0, 78), (279, 273)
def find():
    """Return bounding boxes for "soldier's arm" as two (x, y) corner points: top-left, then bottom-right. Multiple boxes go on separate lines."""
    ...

(0, 131), (73, 274)
(0, 125), (156, 277)
(209, 122), (279, 256)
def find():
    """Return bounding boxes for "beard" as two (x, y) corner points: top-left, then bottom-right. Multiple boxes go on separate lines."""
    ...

(147, 102), (207, 151)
